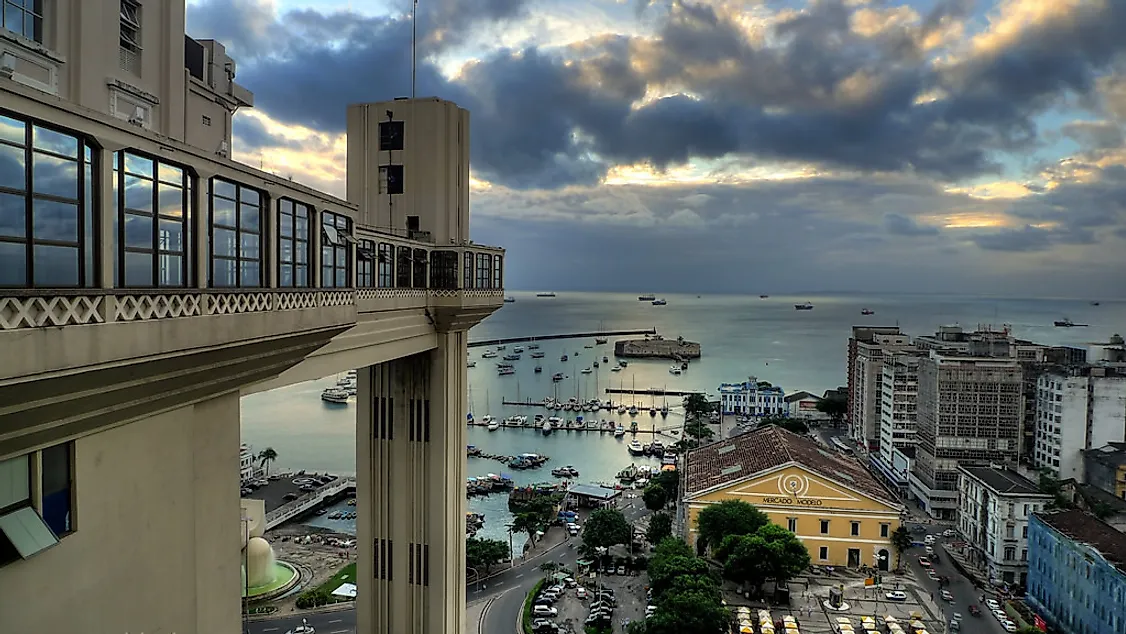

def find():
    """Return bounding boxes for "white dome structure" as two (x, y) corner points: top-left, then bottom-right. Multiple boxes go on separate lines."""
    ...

(246, 536), (277, 588)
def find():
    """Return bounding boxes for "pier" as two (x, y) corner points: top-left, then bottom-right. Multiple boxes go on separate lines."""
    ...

(468, 328), (657, 348)
(605, 388), (704, 397)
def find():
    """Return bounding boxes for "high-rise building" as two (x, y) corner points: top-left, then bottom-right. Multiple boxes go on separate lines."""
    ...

(911, 352), (1023, 519)
(875, 353), (922, 473)
(847, 327), (910, 453)
(0, 3), (503, 632)
(1034, 366), (1126, 481)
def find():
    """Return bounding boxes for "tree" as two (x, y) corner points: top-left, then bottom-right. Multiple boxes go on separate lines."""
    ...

(645, 580), (729, 634)
(722, 524), (810, 592)
(695, 500), (769, 555)
(760, 415), (809, 435)
(684, 420), (714, 440)
(648, 553), (714, 601)
(890, 525), (913, 570)
(581, 507), (632, 549)
(465, 537), (509, 574)
(653, 470), (680, 500)
(257, 447), (278, 476)
(511, 512), (543, 548)
(643, 484), (669, 512)
(682, 393), (713, 422)
(816, 396), (847, 427)
(646, 512), (673, 545)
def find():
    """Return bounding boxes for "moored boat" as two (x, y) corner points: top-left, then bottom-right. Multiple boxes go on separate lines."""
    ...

(795, 302), (814, 310)
(627, 440), (645, 455)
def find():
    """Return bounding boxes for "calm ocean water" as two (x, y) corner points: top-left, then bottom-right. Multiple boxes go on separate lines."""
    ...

(241, 292), (1124, 546)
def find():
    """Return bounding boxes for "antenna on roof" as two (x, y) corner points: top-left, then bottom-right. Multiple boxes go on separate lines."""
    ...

(411, 0), (418, 99)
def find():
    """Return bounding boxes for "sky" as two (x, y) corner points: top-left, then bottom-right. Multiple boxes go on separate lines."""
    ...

(184, 0), (1126, 297)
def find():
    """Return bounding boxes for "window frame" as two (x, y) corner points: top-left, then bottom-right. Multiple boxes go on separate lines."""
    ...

(463, 250), (473, 289)
(276, 197), (312, 288)
(395, 245), (412, 287)
(356, 239), (375, 287)
(208, 177), (265, 288)
(492, 254), (503, 289)
(0, 112), (98, 288)
(475, 253), (492, 289)
(320, 210), (352, 288)
(429, 250), (458, 290)
(379, 164), (404, 195)
(0, 442), (74, 569)
(115, 150), (193, 288)
(820, 519), (830, 534)
(1, 0), (44, 43)
(378, 120), (405, 152)
(411, 248), (427, 289)
(377, 242), (394, 288)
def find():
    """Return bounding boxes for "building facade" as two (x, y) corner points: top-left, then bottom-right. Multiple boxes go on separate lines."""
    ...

(848, 327), (911, 454)
(1034, 366), (1126, 482)
(877, 353), (921, 468)
(683, 426), (903, 570)
(785, 391), (826, 421)
(0, 3), (503, 633)
(911, 352), (1023, 519)
(956, 465), (1051, 586)
(1085, 443), (1126, 500)
(1027, 510), (1126, 634)
(240, 444), (262, 482)
(718, 377), (786, 417)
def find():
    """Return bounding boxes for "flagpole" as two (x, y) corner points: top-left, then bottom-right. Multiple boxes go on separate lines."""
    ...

(411, 0), (418, 99)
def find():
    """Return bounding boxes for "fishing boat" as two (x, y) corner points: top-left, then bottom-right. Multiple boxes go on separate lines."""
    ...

(638, 294), (656, 301)
(627, 440), (645, 456)
(534, 366), (543, 373)
(861, 308), (875, 315)
(1054, 318), (1088, 327)
(651, 299), (667, 306)
(795, 302), (814, 310)
(614, 424), (625, 437)
(487, 420), (500, 431)
(536, 292), (557, 298)
(542, 419), (553, 435)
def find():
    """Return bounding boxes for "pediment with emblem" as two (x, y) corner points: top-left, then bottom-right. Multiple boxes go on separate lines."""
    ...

(695, 465), (896, 512)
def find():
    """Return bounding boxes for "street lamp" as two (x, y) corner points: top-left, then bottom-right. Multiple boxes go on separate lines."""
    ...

(467, 566), (481, 594)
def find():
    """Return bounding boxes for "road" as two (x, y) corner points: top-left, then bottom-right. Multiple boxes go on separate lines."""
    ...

(902, 537), (1008, 634)
(248, 498), (652, 634)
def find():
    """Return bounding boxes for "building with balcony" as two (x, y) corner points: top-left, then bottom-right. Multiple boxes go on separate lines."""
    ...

(955, 465), (1051, 586)
(0, 3), (503, 633)
(1027, 509), (1126, 634)
(718, 376), (785, 417)
(1033, 366), (1126, 482)
(847, 326), (911, 453)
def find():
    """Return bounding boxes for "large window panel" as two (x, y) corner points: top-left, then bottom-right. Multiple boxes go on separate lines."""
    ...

(463, 251), (474, 289)
(209, 178), (264, 287)
(377, 242), (394, 288)
(39, 444), (72, 537)
(476, 253), (493, 289)
(356, 239), (374, 287)
(277, 198), (311, 288)
(430, 250), (457, 290)
(0, 114), (97, 288)
(412, 248), (427, 289)
(114, 151), (192, 287)
(1, 0), (45, 43)
(396, 246), (412, 287)
(321, 210), (352, 288)
(493, 255), (503, 289)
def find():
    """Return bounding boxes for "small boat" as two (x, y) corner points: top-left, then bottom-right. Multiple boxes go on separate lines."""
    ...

(759, 294), (769, 299)
(651, 299), (667, 306)
(681, 361), (688, 370)
(480, 415), (495, 427)
(503, 354), (521, 361)
(497, 345), (506, 350)
(542, 420), (553, 435)
(628, 405), (638, 416)
(498, 367), (515, 375)
(617, 405), (626, 414)
(627, 440), (645, 456)
(1054, 318), (1088, 327)
(503, 296), (515, 303)
(614, 424), (625, 437)
(487, 420), (500, 431)
(611, 365), (622, 372)
(602, 356), (608, 363)
(536, 292), (557, 298)
(1091, 301), (1101, 306)
(531, 351), (545, 358)
(581, 367), (593, 374)
(552, 372), (564, 382)
(528, 343), (539, 349)
(861, 308), (874, 315)
(660, 404), (669, 417)
(592, 361), (600, 368)
(467, 360), (476, 368)
(321, 388), (350, 404)
(534, 366), (543, 373)
(669, 366), (682, 375)
(513, 346), (525, 353)
(551, 465), (580, 478)
(482, 350), (497, 358)
(561, 354), (569, 362)
(649, 406), (657, 417)
(595, 337), (608, 345)
(795, 302), (814, 310)
(638, 294), (656, 301)
(619, 360), (628, 367)
(496, 363), (514, 369)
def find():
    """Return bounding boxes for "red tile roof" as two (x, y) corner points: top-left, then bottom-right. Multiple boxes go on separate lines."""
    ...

(683, 426), (899, 506)
(1036, 509), (1126, 575)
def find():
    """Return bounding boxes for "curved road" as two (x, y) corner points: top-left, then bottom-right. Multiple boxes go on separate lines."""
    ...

(249, 499), (651, 634)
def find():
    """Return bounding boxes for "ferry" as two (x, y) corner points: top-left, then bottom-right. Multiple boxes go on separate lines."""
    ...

(536, 292), (557, 298)
(638, 294), (656, 301)
(861, 308), (875, 315)
(627, 440), (645, 456)
(651, 299), (667, 306)
(1054, 318), (1088, 328)
(795, 302), (814, 310)
(614, 424), (625, 437)
(482, 350), (498, 358)
(321, 388), (350, 404)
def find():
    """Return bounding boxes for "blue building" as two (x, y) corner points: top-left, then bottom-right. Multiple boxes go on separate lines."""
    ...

(718, 376), (785, 417)
(1027, 510), (1126, 634)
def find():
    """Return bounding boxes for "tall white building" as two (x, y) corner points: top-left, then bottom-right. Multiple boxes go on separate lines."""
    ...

(848, 328), (912, 453)
(1034, 367), (1126, 481)
(239, 444), (261, 482)
(957, 465), (1052, 586)
(878, 354), (921, 466)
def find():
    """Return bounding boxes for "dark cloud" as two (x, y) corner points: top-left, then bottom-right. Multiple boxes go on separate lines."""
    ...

(1061, 120), (1125, 150)
(970, 224), (1097, 252)
(884, 213), (939, 236)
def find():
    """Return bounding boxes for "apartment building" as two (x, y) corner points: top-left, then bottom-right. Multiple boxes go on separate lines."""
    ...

(911, 352), (1023, 519)
(1085, 443), (1126, 500)
(877, 354), (922, 466)
(1034, 366), (1126, 481)
(956, 465), (1051, 586)
(0, 3), (503, 633)
(848, 327), (911, 453)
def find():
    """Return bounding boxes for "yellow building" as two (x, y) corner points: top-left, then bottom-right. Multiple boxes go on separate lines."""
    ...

(684, 426), (904, 570)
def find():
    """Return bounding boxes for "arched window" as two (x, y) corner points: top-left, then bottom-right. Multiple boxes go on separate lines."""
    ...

(209, 178), (264, 287)
(0, 113), (97, 287)
(115, 151), (192, 287)
(277, 198), (311, 287)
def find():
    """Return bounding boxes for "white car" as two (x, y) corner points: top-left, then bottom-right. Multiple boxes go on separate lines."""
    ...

(286, 621), (316, 634)
(884, 591), (908, 601)
(942, 529), (956, 537)
(1002, 622), (1017, 632)
(993, 610), (1008, 621)
(986, 598), (1001, 611)
(533, 605), (558, 617)
(924, 535), (936, 544)
(575, 587), (589, 599)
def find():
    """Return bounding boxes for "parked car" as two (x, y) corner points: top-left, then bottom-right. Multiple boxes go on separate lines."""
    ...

(986, 598), (1001, 611)
(942, 529), (956, 537)
(575, 587), (589, 599)
(925, 546), (935, 556)
(1002, 621), (1017, 632)
(924, 534), (936, 544)
(940, 590), (954, 602)
(884, 591), (908, 601)
(918, 557), (932, 567)
(532, 605), (558, 617)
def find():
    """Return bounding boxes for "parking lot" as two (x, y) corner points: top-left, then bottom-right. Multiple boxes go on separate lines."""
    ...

(530, 567), (649, 634)
(241, 472), (340, 513)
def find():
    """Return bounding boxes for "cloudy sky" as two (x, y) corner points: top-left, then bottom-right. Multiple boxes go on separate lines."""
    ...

(186, 0), (1126, 297)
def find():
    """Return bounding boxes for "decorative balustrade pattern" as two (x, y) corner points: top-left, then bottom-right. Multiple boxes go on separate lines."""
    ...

(0, 295), (105, 329)
(115, 294), (203, 321)
(356, 288), (429, 300)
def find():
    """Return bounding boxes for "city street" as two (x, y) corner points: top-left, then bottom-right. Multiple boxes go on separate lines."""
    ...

(902, 538), (1010, 634)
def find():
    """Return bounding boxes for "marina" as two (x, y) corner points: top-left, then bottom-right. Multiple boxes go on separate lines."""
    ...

(467, 328), (657, 348)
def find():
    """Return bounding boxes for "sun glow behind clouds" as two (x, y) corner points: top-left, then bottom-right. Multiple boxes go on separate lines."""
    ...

(603, 159), (822, 186)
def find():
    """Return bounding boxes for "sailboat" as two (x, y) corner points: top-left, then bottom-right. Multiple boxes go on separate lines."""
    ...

(661, 389), (669, 417)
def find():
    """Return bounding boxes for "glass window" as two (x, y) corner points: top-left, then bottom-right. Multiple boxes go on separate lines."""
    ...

(321, 211), (351, 288)
(0, 115), (97, 288)
(412, 248), (427, 289)
(463, 250), (473, 289)
(820, 519), (830, 534)
(115, 151), (192, 287)
(851, 521), (860, 536)
(493, 254), (503, 289)
(1, 0), (43, 43)
(396, 246), (412, 287)
(429, 250), (457, 290)
(377, 242), (394, 288)
(356, 239), (374, 287)
(209, 178), (263, 287)
(277, 198), (311, 288)
(40, 444), (71, 536)
(476, 253), (492, 289)
(379, 121), (404, 151)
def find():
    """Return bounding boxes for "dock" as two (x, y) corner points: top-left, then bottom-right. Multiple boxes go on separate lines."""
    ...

(604, 388), (704, 397)
(468, 328), (658, 348)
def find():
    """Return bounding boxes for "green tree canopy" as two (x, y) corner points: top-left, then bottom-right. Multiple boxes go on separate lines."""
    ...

(683, 420), (715, 440)
(653, 470), (680, 499)
(510, 511), (544, 547)
(722, 524), (810, 590)
(695, 500), (769, 554)
(465, 537), (509, 574)
(815, 396), (847, 425)
(643, 484), (670, 512)
(581, 507), (632, 549)
(890, 525), (913, 569)
(645, 580), (729, 634)
(760, 415), (809, 435)
(646, 512), (673, 545)
(682, 393), (713, 422)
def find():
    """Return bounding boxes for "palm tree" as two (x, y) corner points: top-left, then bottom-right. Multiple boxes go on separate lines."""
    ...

(258, 447), (278, 476)
(890, 525), (913, 570)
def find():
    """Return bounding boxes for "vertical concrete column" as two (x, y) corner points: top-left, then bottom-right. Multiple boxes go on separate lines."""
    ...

(96, 147), (115, 289)
(193, 170), (214, 289)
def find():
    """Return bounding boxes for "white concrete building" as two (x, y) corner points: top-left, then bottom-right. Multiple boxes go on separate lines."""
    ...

(718, 377), (785, 417)
(1034, 367), (1126, 481)
(785, 391), (826, 420)
(0, 3), (503, 633)
(848, 328), (912, 453)
(239, 444), (262, 482)
(878, 353), (921, 467)
(956, 465), (1052, 586)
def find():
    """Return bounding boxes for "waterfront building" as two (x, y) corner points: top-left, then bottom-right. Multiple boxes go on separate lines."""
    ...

(955, 465), (1051, 586)
(847, 327), (911, 454)
(718, 377), (786, 417)
(683, 426), (903, 569)
(1027, 509), (1126, 634)
(1033, 366), (1126, 482)
(1085, 443), (1126, 500)
(0, 2), (503, 632)
(240, 444), (263, 483)
(911, 351), (1023, 519)
(784, 391), (825, 421)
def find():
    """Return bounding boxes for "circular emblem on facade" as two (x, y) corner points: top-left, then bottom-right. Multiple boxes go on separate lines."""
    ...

(778, 474), (808, 497)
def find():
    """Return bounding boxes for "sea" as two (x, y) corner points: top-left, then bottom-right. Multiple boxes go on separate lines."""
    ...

(241, 292), (1125, 550)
